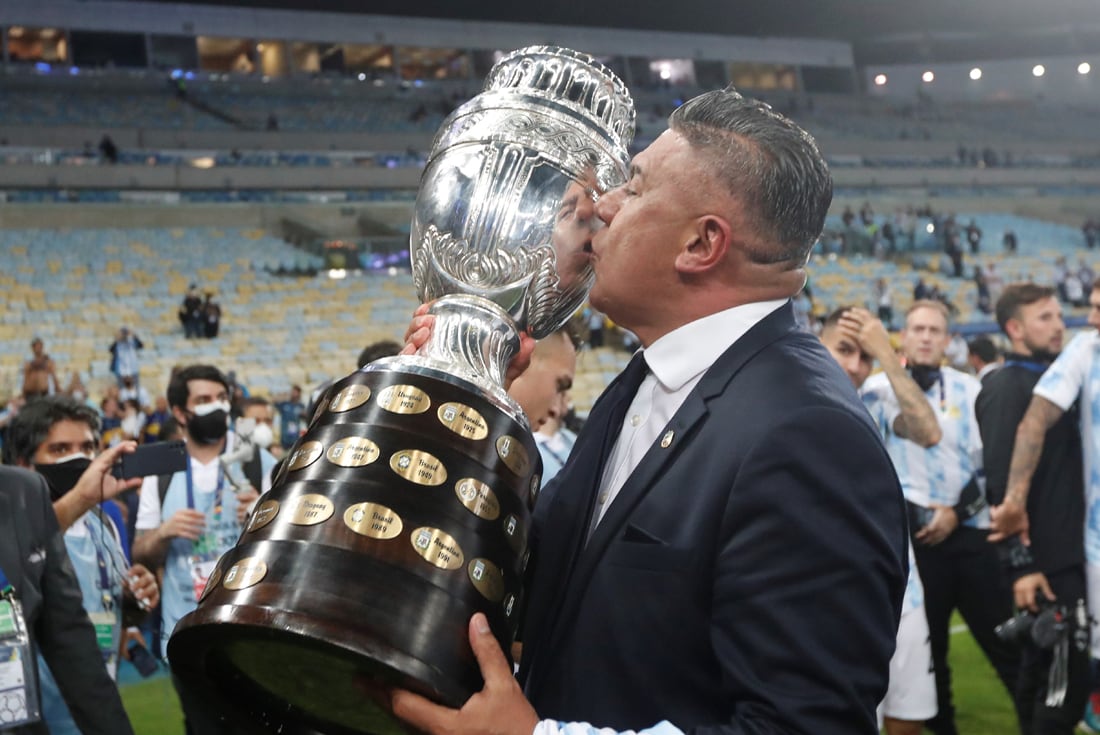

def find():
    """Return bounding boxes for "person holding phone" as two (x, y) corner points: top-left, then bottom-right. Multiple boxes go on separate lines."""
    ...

(132, 364), (264, 733)
(8, 396), (160, 735)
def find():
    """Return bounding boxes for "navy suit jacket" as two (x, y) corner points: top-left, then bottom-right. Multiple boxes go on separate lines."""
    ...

(0, 466), (133, 735)
(518, 302), (907, 734)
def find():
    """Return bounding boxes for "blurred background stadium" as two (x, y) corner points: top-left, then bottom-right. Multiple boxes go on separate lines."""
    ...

(2, 0), (1099, 414)
(3, 0), (1100, 731)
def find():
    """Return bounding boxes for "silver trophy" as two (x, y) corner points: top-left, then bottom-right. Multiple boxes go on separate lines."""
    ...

(394, 45), (635, 419)
(168, 47), (634, 735)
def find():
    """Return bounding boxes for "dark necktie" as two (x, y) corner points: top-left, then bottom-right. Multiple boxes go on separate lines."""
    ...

(585, 351), (649, 535)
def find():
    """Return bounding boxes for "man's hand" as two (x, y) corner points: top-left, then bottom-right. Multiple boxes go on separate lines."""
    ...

(989, 500), (1030, 545)
(1014, 572), (1054, 613)
(125, 563), (160, 611)
(401, 304), (536, 387)
(236, 485), (260, 525)
(73, 441), (143, 505)
(914, 504), (958, 545)
(162, 508), (206, 541)
(391, 613), (539, 735)
(837, 307), (893, 362)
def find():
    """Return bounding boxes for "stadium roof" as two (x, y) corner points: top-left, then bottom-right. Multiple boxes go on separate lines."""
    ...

(144, 0), (1100, 65)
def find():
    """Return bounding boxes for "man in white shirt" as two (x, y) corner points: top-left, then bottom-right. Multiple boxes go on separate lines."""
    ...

(132, 364), (263, 733)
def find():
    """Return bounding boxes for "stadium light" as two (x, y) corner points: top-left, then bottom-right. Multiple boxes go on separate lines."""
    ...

(873, 73), (887, 86)
(1080, 62), (1092, 75)
(922, 70), (934, 83)
(969, 67), (982, 81)
(1032, 64), (1045, 77)
(358, 72), (367, 81)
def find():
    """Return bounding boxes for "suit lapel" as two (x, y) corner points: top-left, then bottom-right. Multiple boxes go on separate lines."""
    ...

(521, 366), (642, 688)
(538, 302), (798, 653)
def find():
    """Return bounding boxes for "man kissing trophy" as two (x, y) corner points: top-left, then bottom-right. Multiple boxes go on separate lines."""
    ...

(169, 46), (634, 735)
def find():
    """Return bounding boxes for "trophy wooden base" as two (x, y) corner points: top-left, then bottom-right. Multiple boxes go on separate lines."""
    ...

(169, 365), (540, 734)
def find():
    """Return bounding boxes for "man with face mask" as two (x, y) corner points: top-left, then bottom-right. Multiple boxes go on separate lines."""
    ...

(237, 396), (281, 471)
(132, 364), (263, 733)
(8, 396), (159, 735)
(862, 299), (1020, 735)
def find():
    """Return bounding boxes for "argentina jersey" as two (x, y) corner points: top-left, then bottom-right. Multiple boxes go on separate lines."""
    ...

(861, 366), (987, 528)
(1034, 330), (1100, 564)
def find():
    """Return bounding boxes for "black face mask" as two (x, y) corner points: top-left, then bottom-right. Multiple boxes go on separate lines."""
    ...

(909, 365), (943, 393)
(187, 408), (230, 445)
(34, 457), (93, 501)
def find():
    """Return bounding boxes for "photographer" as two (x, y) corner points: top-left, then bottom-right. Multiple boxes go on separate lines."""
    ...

(977, 284), (1089, 734)
(8, 396), (160, 734)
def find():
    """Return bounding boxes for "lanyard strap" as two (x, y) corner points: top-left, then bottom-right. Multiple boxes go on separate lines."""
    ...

(84, 516), (113, 595)
(0, 564), (11, 598)
(184, 458), (225, 512)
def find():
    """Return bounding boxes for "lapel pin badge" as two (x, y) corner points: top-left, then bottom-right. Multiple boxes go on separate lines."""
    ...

(660, 430), (674, 448)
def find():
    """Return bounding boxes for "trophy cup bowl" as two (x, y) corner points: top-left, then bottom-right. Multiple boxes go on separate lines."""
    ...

(168, 46), (634, 735)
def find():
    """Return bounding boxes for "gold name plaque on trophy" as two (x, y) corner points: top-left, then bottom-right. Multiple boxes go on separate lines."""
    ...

(437, 402), (490, 440)
(377, 385), (431, 415)
(410, 527), (464, 570)
(454, 478), (501, 520)
(344, 502), (404, 540)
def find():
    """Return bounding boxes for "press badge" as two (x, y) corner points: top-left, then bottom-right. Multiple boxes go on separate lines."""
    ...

(0, 597), (41, 729)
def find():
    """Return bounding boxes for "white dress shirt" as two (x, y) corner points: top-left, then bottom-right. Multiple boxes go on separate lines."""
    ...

(592, 299), (787, 529)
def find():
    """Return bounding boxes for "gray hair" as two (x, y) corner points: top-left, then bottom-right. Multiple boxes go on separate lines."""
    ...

(668, 86), (832, 266)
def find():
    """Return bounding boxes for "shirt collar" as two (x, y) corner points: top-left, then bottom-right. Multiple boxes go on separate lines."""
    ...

(642, 299), (788, 392)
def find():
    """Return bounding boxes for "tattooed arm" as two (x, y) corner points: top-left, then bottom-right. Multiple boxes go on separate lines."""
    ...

(839, 307), (942, 447)
(989, 395), (1065, 543)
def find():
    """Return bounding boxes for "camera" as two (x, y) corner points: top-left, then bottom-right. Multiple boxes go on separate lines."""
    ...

(995, 602), (1068, 650)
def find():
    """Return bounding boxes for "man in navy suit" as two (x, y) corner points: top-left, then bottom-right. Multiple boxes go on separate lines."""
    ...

(394, 87), (907, 735)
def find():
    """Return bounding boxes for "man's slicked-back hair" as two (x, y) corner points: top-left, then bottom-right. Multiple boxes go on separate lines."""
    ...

(995, 283), (1056, 334)
(9, 395), (101, 465)
(668, 86), (833, 266)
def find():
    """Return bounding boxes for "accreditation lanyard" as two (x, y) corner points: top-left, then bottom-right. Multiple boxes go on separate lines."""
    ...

(0, 562), (42, 727)
(184, 458), (226, 518)
(83, 515), (115, 612)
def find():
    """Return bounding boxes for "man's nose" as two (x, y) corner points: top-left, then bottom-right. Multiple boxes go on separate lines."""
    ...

(595, 186), (623, 225)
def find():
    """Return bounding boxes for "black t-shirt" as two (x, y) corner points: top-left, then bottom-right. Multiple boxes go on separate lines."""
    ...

(975, 355), (1084, 578)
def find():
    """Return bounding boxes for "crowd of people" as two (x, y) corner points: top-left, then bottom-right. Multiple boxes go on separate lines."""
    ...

(4, 84), (1100, 735)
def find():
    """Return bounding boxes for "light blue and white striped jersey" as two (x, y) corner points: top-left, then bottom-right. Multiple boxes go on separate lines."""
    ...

(1034, 330), (1100, 564)
(857, 377), (927, 615)
(861, 366), (987, 529)
(533, 719), (683, 735)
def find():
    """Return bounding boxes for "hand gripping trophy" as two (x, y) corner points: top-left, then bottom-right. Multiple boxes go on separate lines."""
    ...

(169, 46), (634, 735)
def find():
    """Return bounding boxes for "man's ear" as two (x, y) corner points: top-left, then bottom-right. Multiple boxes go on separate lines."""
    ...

(675, 215), (731, 274)
(1004, 318), (1022, 343)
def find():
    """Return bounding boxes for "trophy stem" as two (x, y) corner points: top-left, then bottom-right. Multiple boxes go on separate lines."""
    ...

(376, 294), (525, 425)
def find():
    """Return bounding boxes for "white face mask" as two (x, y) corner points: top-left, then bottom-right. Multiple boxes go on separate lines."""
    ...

(250, 423), (274, 449)
(122, 415), (142, 437)
(193, 400), (231, 417)
(54, 452), (94, 464)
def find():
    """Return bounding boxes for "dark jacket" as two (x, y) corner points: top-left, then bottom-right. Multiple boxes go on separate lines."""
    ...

(519, 302), (907, 734)
(0, 466), (134, 735)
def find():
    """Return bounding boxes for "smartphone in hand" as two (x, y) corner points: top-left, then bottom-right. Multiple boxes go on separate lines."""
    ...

(112, 440), (188, 479)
